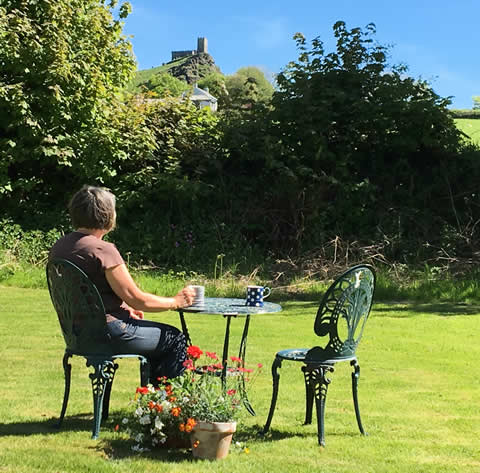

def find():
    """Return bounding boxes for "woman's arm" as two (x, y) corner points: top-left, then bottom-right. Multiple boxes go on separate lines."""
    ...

(105, 263), (194, 312)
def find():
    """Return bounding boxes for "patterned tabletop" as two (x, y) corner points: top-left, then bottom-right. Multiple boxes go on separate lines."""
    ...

(180, 297), (282, 315)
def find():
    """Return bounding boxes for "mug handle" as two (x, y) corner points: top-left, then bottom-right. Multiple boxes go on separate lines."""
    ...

(263, 287), (271, 299)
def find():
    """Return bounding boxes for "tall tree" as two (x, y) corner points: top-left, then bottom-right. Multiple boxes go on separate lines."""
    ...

(225, 66), (274, 106)
(0, 0), (153, 221)
(257, 22), (464, 250)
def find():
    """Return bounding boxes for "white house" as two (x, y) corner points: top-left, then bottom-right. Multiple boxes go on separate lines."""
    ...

(185, 85), (218, 112)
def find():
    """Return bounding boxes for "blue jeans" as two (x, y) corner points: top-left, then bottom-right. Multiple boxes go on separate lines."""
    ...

(107, 318), (186, 382)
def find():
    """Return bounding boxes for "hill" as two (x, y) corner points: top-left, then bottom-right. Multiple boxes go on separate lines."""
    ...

(128, 53), (221, 94)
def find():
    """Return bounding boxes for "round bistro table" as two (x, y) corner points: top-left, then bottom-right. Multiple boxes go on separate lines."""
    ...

(178, 297), (282, 414)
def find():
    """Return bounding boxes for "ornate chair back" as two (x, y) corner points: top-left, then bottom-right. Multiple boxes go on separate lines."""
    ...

(307, 264), (376, 363)
(46, 258), (113, 355)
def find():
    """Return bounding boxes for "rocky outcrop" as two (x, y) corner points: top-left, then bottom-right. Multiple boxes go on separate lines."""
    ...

(168, 53), (221, 84)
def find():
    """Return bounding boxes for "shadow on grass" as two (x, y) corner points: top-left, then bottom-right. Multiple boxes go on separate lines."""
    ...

(275, 300), (480, 318)
(0, 414), (92, 436)
(374, 302), (480, 317)
(235, 423), (314, 443)
(105, 422), (328, 462)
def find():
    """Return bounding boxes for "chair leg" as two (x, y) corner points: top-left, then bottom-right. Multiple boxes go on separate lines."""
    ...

(57, 352), (72, 428)
(87, 358), (115, 440)
(101, 361), (119, 421)
(139, 356), (150, 387)
(260, 355), (282, 435)
(301, 366), (315, 424)
(351, 359), (366, 436)
(311, 365), (334, 447)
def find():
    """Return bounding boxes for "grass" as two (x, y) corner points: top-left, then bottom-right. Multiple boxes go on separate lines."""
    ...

(1, 285), (480, 472)
(126, 56), (192, 93)
(455, 118), (480, 144)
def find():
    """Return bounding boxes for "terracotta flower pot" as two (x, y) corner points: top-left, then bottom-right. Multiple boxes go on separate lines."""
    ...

(190, 421), (237, 460)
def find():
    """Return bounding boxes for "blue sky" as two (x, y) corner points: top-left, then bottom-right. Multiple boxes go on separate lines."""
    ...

(123, 0), (478, 109)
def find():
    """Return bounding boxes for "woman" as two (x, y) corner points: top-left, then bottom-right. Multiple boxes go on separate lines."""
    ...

(49, 185), (195, 382)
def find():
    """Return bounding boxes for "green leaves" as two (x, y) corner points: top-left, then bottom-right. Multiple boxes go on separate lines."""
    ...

(0, 0), (143, 209)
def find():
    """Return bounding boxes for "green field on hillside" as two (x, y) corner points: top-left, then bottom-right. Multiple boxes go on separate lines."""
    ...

(455, 118), (480, 144)
(127, 56), (192, 92)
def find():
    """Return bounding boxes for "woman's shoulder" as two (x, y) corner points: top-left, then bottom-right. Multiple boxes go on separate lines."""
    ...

(93, 238), (124, 266)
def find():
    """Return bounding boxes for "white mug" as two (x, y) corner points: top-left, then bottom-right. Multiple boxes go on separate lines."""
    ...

(190, 285), (205, 307)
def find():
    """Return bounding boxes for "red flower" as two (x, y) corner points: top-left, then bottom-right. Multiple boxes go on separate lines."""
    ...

(227, 389), (236, 396)
(183, 359), (194, 370)
(230, 356), (242, 363)
(257, 363), (263, 369)
(135, 386), (149, 395)
(206, 351), (218, 359)
(187, 345), (203, 359)
(114, 424), (120, 432)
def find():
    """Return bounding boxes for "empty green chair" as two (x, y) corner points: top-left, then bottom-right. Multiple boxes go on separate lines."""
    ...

(46, 258), (150, 439)
(261, 264), (376, 446)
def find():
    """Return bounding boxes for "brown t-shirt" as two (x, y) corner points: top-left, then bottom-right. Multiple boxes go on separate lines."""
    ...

(49, 232), (130, 322)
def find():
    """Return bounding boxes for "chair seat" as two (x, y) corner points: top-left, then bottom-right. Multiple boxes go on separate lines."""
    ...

(276, 348), (357, 365)
(67, 350), (147, 361)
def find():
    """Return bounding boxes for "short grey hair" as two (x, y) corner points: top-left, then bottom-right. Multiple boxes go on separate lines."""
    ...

(68, 185), (116, 231)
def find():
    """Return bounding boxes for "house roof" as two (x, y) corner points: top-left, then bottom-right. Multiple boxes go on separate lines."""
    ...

(188, 85), (217, 103)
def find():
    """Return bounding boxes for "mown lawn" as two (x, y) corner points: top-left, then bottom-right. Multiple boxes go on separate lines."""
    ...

(1, 286), (479, 472)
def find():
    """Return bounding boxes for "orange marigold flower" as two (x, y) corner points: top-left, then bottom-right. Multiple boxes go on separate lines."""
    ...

(148, 401), (155, 409)
(114, 424), (119, 432)
(185, 424), (193, 432)
(193, 440), (200, 448)
(179, 423), (185, 432)
(171, 407), (181, 417)
(169, 396), (177, 402)
(187, 418), (196, 427)
(154, 404), (163, 412)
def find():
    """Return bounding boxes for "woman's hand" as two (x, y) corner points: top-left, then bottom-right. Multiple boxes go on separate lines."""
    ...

(173, 286), (195, 309)
(127, 307), (145, 320)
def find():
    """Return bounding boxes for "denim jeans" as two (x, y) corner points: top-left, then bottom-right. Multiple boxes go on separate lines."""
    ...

(107, 318), (186, 382)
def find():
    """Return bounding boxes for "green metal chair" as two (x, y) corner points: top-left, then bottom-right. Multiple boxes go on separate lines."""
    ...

(46, 258), (150, 439)
(261, 264), (376, 446)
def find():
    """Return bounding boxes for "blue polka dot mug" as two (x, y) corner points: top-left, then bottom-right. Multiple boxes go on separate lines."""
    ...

(245, 285), (271, 307)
